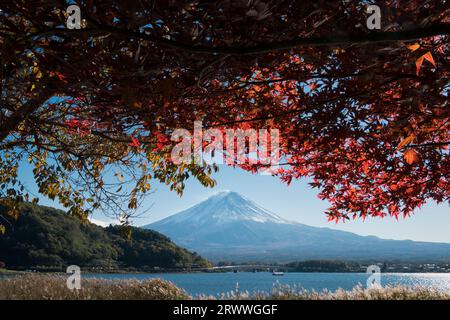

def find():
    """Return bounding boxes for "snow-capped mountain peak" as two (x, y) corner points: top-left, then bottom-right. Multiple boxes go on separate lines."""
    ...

(144, 191), (450, 263)
(153, 191), (290, 226)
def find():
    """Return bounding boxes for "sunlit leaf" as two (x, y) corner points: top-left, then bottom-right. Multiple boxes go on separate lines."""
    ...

(407, 43), (420, 52)
(404, 149), (419, 165)
(422, 52), (436, 67)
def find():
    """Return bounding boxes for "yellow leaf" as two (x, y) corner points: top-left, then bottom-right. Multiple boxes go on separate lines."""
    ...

(407, 43), (420, 52)
(178, 163), (186, 174)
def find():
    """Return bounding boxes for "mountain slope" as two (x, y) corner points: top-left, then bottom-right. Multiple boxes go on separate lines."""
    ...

(145, 192), (450, 262)
(0, 203), (210, 270)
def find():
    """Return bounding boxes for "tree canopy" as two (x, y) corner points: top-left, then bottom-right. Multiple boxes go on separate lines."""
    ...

(0, 1), (448, 226)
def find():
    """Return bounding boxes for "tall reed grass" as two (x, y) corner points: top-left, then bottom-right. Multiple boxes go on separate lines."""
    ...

(1, 274), (449, 300)
(0, 274), (188, 300)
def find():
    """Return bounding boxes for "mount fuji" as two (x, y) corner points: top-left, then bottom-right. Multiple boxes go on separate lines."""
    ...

(144, 191), (450, 262)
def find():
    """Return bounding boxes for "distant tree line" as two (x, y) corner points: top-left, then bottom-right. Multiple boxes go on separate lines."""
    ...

(215, 260), (450, 273)
(285, 260), (362, 272)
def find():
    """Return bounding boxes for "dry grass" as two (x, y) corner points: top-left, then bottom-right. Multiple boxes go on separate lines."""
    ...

(1, 274), (450, 300)
(270, 283), (450, 300)
(0, 274), (189, 300)
(209, 283), (450, 300)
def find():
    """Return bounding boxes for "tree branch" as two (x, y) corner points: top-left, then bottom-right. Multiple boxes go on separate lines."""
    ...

(27, 24), (450, 56)
(0, 90), (54, 144)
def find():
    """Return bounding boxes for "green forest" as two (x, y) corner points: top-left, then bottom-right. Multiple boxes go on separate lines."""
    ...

(0, 203), (210, 271)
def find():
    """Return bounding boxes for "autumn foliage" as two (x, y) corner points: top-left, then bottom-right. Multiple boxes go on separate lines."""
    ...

(0, 1), (449, 224)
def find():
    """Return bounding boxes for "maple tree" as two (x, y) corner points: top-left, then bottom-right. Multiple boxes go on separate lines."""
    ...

(0, 0), (449, 228)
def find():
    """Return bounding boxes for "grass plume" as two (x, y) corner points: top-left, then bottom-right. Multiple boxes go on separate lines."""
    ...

(1, 274), (450, 300)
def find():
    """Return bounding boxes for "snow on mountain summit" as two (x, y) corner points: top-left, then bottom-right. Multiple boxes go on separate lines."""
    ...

(153, 191), (291, 226)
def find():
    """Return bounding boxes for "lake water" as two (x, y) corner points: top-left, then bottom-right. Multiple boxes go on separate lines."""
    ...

(83, 272), (450, 297)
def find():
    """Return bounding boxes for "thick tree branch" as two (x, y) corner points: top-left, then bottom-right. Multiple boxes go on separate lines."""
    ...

(407, 142), (450, 148)
(27, 24), (450, 55)
(0, 90), (54, 143)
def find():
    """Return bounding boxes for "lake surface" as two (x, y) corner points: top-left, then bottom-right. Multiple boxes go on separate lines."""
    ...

(83, 272), (450, 297)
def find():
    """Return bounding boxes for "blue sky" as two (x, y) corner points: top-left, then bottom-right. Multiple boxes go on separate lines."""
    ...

(21, 162), (450, 243)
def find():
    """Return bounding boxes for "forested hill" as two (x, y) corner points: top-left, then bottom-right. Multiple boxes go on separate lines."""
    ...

(0, 203), (210, 271)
